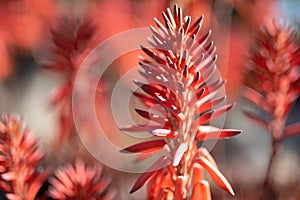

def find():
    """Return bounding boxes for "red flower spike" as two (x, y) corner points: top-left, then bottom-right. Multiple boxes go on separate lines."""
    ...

(244, 22), (300, 197)
(121, 4), (240, 199)
(49, 159), (116, 199)
(0, 114), (48, 199)
(43, 14), (96, 144)
(245, 21), (300, 144)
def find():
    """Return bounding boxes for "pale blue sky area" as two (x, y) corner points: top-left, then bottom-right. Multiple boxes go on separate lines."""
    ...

(279, 0), (300, 24)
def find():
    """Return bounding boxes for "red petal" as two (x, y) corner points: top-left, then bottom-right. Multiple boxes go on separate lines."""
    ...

(75, 159), (86, 185)
(190, 71), (201, 87)
(133, 92), (183, 121)
(191, 180), (212, 200)
(139, 84), (169, 100)
(133, 92), (160, 108)
(188, 15), (203, 35)
(2, 172), (16, 181)
(199, 96), (226, 113)
(149, 25), (166, 43)
(196, 110), (214, 125)
(243, 87), (270, 112)
(49, 84), (71, 106)
(174, 176), (184, 200)
(196, 126), (241, 140)
(288, 85), (300, 103)
(210, 103), (234, 121)
(190, 55), (204, 75)
(243, 110), (268, 129)
(120, 125), (163, 132)
(195, 88), (205, 99)
(121, 140), (166, 153)
(200, 58), (216, 80)
(6, 194), (21, 200)
(182, 15), (191, 33)
(192, 30), (212, 56)
(197, 148), (218, 169)
(284, 122), (300, 138)
(202, 79), (225, 97)
(43, 62), (66, 72)
(183, 64), (189, 79)
(135, 109), (168, 125)
(156, 188), (172, 199)
(162, 11), (173, 31)
(130, 156), (169, 193)
(140, 45), (165, 64)
(26, 170), (50, 200)
(192, 163), (204, 185)
(197, 157), (235, 196)
(197, 103), (233, 124)
(92, 178), (111, 194)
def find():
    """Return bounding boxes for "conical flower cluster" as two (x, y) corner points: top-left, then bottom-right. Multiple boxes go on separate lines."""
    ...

(0, 114), (48, 199)
(49, 159), (117, 200)
(121, 5), (241, 199)
(44, 15), (96, 142)
(244, 21), (300, 141)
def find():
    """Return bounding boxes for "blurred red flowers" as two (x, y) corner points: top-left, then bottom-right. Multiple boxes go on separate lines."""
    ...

(0, 1), (300, 199)
(49, 159), (117, 200)
(244, 21), (300, 198)
(0, 114), (48, 199)
(245, 21), (300, 141)
(43, 14), (96, 145)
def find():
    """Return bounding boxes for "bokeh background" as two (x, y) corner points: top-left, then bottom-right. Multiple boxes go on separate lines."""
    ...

(0, 0), (300, 199)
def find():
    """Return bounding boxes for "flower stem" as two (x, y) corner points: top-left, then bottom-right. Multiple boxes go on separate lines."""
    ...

(262, 139), (279, 199)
